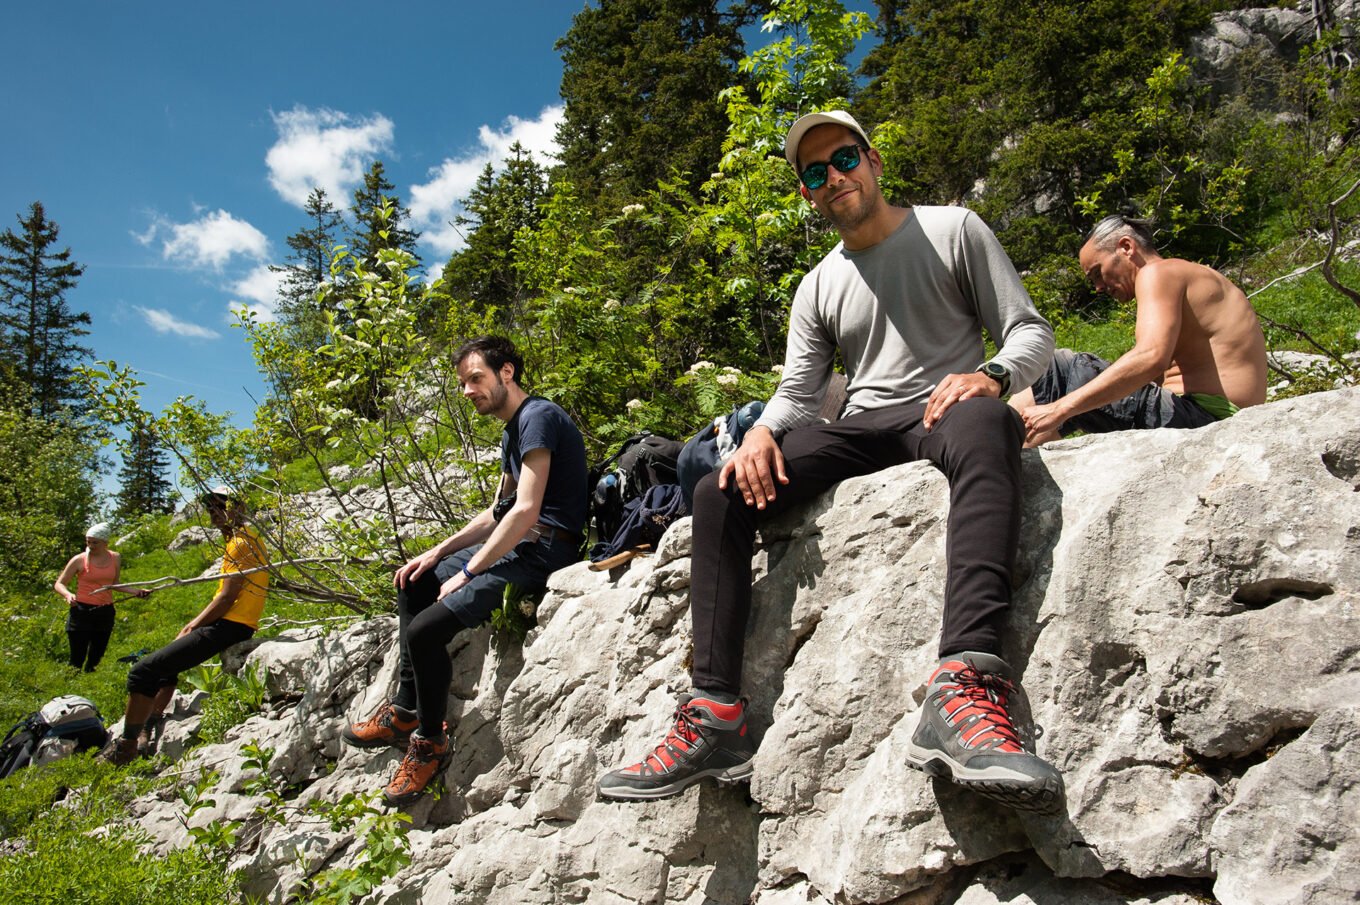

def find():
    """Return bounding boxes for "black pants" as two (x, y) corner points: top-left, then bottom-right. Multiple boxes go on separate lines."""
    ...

(126, 618), (255, 697)
(689, 397), (1024, 696)
(66, 603), (116, 671)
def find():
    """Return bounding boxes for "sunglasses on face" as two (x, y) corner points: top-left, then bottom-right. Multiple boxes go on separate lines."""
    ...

(799, 143), (866, 190)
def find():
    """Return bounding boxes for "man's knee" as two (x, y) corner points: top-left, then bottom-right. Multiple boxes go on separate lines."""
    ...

(127, 658), (167, 697)
(946, 395), (1023, 437)
(692, 468), (737, 514)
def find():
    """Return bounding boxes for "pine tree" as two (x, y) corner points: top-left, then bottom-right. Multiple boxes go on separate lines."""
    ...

(440, 142), (548, 323)
(271, 187), (344, 347)
(349, 161), (421, 267)
(554, 0), (753, 212)
(114, 426), (175, 520)
(0, 202), (91, 419)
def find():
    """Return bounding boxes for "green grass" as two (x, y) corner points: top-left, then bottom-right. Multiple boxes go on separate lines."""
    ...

(0, 507), (365, 731)
(0, 755), (245, 902)
(1247, 261), (1360, 354)
(0, 540), (219, 730)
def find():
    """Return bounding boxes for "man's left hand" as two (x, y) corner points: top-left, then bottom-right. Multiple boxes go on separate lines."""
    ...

(1018, 401), (1067, 443)
(923, 371), (1001, 430)
(438, 570), (471, 600)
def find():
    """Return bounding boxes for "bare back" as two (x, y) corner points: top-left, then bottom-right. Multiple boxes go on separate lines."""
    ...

(1137, 258), (1267, 407)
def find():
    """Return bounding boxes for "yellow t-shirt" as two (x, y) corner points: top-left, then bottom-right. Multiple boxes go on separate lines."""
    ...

(220, 526), (269, 629)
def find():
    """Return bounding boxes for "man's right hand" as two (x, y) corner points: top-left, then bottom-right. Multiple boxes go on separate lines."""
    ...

(394, 549), (439, 589)
(718, 426), (788, 510)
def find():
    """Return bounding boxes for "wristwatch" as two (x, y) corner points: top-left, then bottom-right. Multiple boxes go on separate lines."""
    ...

(976, 361), (1011, 396)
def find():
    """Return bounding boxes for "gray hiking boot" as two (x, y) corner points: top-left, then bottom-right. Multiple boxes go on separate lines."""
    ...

(597, 695), (756, 800)
(905, 652), (1064, 813)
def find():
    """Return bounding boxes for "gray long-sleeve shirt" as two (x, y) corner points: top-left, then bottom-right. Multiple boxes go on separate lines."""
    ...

(755, 206), (1055, 436)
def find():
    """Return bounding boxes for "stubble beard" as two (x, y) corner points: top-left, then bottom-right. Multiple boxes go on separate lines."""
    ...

(481, 379), (509, 417)
(822, 185), (883, 234)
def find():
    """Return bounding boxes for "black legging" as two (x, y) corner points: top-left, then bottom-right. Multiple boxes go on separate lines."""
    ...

(66, 603), (115, 671)
(403, 594), (467, 738)
(392, 537), (578, 739)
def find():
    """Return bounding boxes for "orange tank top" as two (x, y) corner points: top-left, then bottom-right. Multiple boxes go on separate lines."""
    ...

(76, 552), (118, 606)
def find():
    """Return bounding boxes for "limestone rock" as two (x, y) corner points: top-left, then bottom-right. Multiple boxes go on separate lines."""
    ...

(114, 387), (1360, 903)
(168, 525), (214, 551)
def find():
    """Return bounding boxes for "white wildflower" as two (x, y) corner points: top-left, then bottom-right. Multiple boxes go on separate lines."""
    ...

(722, 366), (741, 375)
(688, 360), (715, 373)
(716, 373), (739, 386)
(621, 203), (645, 217)
(626, 398), (644, 411)
(604, 298), (621, 310)
(772, 365), (784, 375)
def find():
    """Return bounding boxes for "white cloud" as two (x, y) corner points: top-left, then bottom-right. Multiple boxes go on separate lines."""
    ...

(160, 210), (269, 270)
(228, 265), (284, 323)
(267, 106), (395, 207)
(136, 306), (222, 340)
(409, 105), (564, 257)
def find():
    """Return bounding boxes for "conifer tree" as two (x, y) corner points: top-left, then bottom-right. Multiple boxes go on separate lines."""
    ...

(440, 142), (548, 324)
(271, 187), (344, 347)
(114, 425), (175, 520)
(554, 0), (753, 212)
(0, 202), (91, 419)
(349, 161), (421, 266)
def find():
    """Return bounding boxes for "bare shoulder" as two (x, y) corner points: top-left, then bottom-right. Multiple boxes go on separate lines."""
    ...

(1133, 257), (1192, 303)
(1138, 256), (1198, 286)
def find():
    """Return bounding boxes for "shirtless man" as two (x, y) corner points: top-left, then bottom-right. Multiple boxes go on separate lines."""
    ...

(1012, 215), (1266, 445)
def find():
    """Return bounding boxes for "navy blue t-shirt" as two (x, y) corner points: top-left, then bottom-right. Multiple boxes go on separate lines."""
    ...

(501, 396), (588, 536)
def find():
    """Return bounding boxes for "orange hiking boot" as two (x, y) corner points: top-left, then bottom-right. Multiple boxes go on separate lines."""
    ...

(383, 732), (451, 807)
(342, 702), (417, 750)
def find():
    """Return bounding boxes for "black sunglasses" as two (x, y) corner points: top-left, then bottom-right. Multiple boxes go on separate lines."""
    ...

(799, 143), (866, 190)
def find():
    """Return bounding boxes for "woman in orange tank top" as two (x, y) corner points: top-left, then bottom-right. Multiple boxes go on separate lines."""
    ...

(53, 522), (150, 671)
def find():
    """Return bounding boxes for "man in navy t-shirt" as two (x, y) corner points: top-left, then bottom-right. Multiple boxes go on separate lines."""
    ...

(342, 335), (587, 806)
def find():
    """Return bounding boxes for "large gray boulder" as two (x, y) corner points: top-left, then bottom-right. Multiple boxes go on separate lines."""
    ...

(124, 387), (1360, 904)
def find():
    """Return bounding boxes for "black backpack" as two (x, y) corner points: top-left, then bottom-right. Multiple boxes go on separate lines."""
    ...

(0, 695), (108, 779)
(586, 432), (684, 546)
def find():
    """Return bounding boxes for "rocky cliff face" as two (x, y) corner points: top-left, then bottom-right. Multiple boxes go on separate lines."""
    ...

(125, 387), (1360, 904)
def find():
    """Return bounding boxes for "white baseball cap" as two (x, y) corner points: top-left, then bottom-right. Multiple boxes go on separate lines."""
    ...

(784, 110), (872, 172)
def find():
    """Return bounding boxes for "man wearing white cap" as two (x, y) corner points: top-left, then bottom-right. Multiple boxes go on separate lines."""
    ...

(102, 486), (268, 764)
(599, 111), (1064, 811)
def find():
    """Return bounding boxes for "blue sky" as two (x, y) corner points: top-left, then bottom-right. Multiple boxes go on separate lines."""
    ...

(3, 1), (585, 428)
(3, 1), (877, 496)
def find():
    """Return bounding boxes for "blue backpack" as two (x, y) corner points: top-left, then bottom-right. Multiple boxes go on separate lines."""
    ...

(676, 400), (765, 506)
